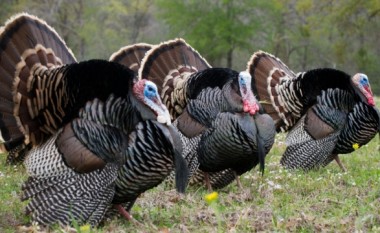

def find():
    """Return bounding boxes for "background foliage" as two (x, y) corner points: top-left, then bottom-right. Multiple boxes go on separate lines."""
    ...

(1, 0), (379, 93)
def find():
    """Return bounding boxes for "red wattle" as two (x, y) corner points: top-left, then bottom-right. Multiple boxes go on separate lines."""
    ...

(368, 97), (375, 106)
(243, 101), (259, 115)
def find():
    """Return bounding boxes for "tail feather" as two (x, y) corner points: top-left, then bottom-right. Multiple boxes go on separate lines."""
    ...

(0, 13), (76, 154)
(5, 143), (31, 163)
(110, 43), (153, 73)
(1, 13), (76, 64)
(0, 85), (14, 113)
(247, 51), (297, 131)
(139, 38), (211, 117)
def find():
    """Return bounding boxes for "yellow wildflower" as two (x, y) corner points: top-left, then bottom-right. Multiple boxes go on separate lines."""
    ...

(352, 143), (360, 150)
(79, 224), (91, 233)
(204, 191), (219, 204)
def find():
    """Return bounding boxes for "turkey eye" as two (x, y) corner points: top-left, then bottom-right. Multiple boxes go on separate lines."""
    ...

(147, 86), (154, 92)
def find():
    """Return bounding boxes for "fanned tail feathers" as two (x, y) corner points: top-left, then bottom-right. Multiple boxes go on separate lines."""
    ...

(110, 43), (153, 74)
(247, 51), (298, 131)
(139, 38), (211, 117)
(0, 13), (76, 158)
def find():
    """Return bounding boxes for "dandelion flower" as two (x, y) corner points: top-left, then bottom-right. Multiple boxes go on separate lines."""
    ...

(352, 143), (360, 150)
(80, 224), (91, 233)
(204, 191), (218, 204)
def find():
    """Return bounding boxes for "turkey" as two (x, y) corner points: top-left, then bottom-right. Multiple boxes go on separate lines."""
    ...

(0, 13), (188, 226)
(136, 38), (276, 190)
(110, 43), (153, 74)
(247, 51), (380, 171)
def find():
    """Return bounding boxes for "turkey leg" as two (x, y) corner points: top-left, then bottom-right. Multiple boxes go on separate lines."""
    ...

(333, 154), (346, 172)
(233, 171), (243, 189)
(204, 172), (212, 192)
(114, 204), (133, 220)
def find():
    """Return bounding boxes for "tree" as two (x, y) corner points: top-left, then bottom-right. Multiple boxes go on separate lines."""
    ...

(155, 0), (272, 68)
(328, 0), (380, 93)
(263, 0), (380, 94)
(0, 0), (379, 93)
(0, 0), (156, 61)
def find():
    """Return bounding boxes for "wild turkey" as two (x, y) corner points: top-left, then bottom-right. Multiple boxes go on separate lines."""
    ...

(0, 13), (188, 226)
(134, 38), (276, 190)
(247, 51), (380, 171)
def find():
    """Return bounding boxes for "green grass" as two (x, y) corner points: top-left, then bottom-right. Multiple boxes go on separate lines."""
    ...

(1, 98), (379, 232)
(0, 163), (28, 232)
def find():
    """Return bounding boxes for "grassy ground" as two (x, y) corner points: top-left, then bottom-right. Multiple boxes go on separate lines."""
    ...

(1, 99), (379, 232)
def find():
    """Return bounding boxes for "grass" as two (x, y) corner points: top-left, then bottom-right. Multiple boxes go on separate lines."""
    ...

(1, 98), (380, 232)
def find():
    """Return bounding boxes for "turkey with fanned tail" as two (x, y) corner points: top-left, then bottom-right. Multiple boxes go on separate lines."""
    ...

(0, 13), (188, 226)
(247, 51), (380, 171)
(135, 38), (276, 190)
